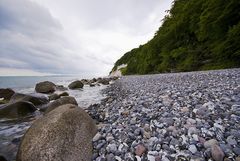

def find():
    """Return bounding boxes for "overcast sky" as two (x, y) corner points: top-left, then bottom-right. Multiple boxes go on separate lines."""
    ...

(0, 0), (173, 76)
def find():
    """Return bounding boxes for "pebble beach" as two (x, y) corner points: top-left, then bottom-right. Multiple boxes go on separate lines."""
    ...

(0, 69), (240, 161)
(88, 69), (240, 161)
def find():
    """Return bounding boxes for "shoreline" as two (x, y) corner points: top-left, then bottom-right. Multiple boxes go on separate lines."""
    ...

(0, 77), (117, 161)
(0, 69), (239, 160)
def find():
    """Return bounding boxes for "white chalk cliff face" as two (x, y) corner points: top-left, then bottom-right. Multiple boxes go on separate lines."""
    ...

(110, 64), (127, 77)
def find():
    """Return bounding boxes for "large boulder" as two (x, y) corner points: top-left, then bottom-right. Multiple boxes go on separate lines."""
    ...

(48, 92), (69, 101)
(35, 81), (56, 94)
(89, 83), (95, 87)
(48, 93), (60, 101)
(89, 78), (97, 83)
(59, 92), (69, 97)
(0, 88), (15, 100)
(44, 96), (78, 113)
(81, 79), (90, 84)
(17, 104), (97, 161)
(98, 78), (110, 85)
(10, 93), (49, 106)
(0, 101), (37, 118)
(68, 80), (84, 89)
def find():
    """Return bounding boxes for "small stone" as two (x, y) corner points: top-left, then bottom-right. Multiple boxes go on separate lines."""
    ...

(96, 156), (106, 161)
(226, 136), (237, 146)
(162, 155), (170, 161)
(12, 137), (21, 144)
(130, 118), (137, 125)
(134, 128), (141, 136)
(188, 126), (198, 135)
(118, 143), (128, 153)
(115, 156), (122, 161)
(193, 158), (205, 161)
(204, 139), (218, 149)
(187, 118), (196, 125)
(106, 153), (115, 161)
(236, 157), (240, 161)
(147, 154), (155, 161)
(181, 107), (189, 113)
(219, 143), (231, 154)
(181, 135), (188, 144)
(198, 137), (206, 144)
(135, 144), (146, 157)
(106, 143), (117, 153)
(213, 123), (224, 131)
(167, 126), (176, 132)
(128, 132), (136, 140)
(196, 107), (209, 117)
(148, 137), (158, 148)
(93, 132), (102, 142)
(92, 153), (98, 160)
(211, 145), (224, 161)
(202, 101), (215, 110)
(169, 138), (179, 146)
(144, 124), (150, 132)
(143, 131), (151, 139)
(162, 144), (170, 151)
(192, 134), (199, 141)
(164, 117), (174, 126)
(96, 142), (106, 150)
(233, 147), (240, 156)
(189, 144), (198, 154)
(106, 134), (114, 142)
(155, 156), (161, 161)
(121, 110), (130, 116)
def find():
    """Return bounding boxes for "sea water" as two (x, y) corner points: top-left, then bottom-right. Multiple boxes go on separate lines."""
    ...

(0, 76), (107, 107)
(0, 76), (107, 160)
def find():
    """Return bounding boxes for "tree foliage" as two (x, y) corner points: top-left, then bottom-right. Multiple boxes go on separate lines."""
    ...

(112, 0), (240, 75)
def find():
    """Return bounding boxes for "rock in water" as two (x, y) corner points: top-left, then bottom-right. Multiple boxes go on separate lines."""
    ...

(44, 96), (78, 113)
(17, 104), (97, 161)
(98, 78), (110, 85)
(35, 81), (56, 94)
(10, 93), (49, 106)
(48, 93), (60, 101)
(0, 88), (15, 100)
(211, 145), (225, 161)
(68, 80), (84, 89)
(0, 101), (37, 118)
(48, 92), (69, 101)
(89, 83), (95, 87)
(59, 92), (69, 97)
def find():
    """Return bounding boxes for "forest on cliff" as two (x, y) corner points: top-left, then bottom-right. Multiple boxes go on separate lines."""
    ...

(112, 0), (240, 75)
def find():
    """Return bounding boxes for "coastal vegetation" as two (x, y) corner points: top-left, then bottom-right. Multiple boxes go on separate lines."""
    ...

(112, 0), (240, 75)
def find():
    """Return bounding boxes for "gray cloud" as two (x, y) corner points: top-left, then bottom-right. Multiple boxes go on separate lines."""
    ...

(0, 0), (173, 76)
